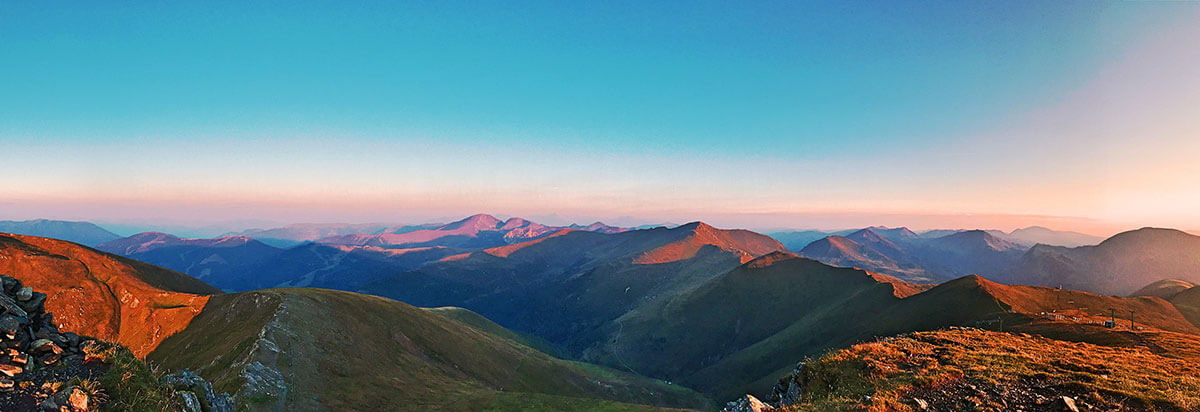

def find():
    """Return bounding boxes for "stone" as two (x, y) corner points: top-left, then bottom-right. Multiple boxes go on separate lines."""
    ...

(63, 332), (80, 348)
(912, 398), (929, 410)
(238, 362), (286, 411)
(46, 386), (86, 412)
(1053, 396), (1079, 412)
(0, 315), (19, 337)
(212, 392), (236, 412)
(32, 339), (63, 354)
(163, 369), (237, 412)
(18, 292), (46, 314)
(67, 387), (88, 411)
(0, 295), (28, 318)
(0, 378), (12, 391)
(0, 275), (19, 294)
(12, 353), (28, 364)
(16, 287), (32, 301)
(723, 394), (770, 412)
(41, 352), (61, 365)
(0, 364), (22, 377)
(179, 391), (203, 412)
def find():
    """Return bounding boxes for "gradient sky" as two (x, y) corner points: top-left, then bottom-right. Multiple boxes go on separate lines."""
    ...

(2, 1), (1198, 235)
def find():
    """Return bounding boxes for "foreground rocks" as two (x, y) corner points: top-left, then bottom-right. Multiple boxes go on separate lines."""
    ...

(0, 274), (101, 411)
(161, 369), (234, 412)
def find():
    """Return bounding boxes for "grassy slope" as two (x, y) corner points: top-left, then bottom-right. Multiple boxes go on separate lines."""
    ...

(1169, 286), (1200, 328)
(594, 254), (912, 396)
(597, 249), (1200, 403)
(426, 306), (567, 358)
(1131, 279), (1196, 298)
(152, 288), (710, 411)
(147, 291), (283, 394)
(775, 328), (1200, 411)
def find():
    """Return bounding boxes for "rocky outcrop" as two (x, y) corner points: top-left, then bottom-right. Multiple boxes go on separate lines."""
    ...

(236, 301), (288, 412)
(722, 394), (770, 412)
(161, 369), (235, 412)
(0, 274), (97, 411)
(719, 362), (806, 412)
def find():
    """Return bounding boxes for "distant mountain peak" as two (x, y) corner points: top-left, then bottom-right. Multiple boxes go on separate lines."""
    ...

(935, 229), (1022, 252)
(0, 219), (122, 246)
(678, 221), (714, 231)
(499, 217), (534, 230)
(1102, 227), (1194, 245)
(631, 222), (785, 264)
(441, 214), (504, 231)
(848, 228), (889, 243)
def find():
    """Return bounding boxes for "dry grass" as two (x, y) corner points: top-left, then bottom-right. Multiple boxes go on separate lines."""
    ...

(780, 328), (1200, 411)
(86, 341), (181, 412)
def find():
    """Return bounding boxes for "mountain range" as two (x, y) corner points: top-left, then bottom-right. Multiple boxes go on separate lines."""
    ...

(95, 214), (628, 292)
(1004, 227), (1200, 295)
(1, 232), (710, 411)
(318, 214), (625, 248)
(8, 216), (1200, 410)
(797, 228), (1025, 283)
(770, 225), (1103, 252)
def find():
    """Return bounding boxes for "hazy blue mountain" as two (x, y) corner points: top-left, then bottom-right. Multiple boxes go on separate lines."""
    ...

(0, 219), (121, 246)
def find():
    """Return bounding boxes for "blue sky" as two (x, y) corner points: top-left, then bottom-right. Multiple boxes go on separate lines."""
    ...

(2, 1), (1198, 234)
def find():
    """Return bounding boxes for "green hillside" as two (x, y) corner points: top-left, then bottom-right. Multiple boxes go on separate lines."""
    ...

(150, 288), (710, 411)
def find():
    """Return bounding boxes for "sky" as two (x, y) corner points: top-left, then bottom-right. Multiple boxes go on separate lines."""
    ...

(2, 1), (1198, 236)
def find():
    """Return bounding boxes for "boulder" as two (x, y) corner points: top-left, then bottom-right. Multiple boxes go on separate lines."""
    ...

(238, 361), (286, 411)
(0, 364), (23, 377)
(40, 352), (61, 365)
(32, 339), (63, 355)
(0, 275), (20, 295)
(1053, 396), (1080, 412)
(162, 369), (236, 412)
(0, 295), (28, 318)
(723, 394), (771, 412)
(0, 315), (20, 338)
(18, 292), (47, 314)
(16, 287), (32, 301)
(42, 385), (89, 412)
(769, 362), (805, 406)
(67, 386), (89, 411)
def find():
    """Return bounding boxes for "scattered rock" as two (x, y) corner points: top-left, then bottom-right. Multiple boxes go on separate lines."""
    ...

(65, 386), (88, 411)
(0, 316), (19, 339)
(912, 397), (929, 410)
(723, 394), (771, 412)
(162, 369), (236, 412)
(17, 292), (46, 315)
(0, 364), (22, 377)
(31, 339), (62, 355)
(15, 287), (32, 302)
(39, 353), (61, 365)
(179, 390), (203, 412)
(1052, 396), (1079, 412)
(239, 361), (286, 410)
(0, 273), (104, 410)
